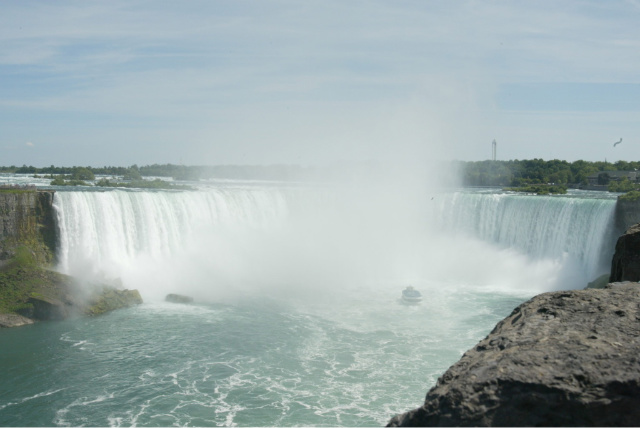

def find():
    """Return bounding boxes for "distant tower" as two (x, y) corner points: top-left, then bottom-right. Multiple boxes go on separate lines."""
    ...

(492, 139), (497, 161)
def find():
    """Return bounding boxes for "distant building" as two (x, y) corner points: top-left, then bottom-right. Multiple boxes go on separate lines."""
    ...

(586, 170), (638, 186)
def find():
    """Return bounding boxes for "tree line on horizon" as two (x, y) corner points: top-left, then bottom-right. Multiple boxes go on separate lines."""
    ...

(457, 158), (640, 188)
(2, 159), (640, 189)
(0, 163), (316, 181)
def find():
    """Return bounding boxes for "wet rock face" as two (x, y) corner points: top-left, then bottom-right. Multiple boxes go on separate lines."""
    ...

(388, 284), (640, 427)
(610, 223), (640, 282)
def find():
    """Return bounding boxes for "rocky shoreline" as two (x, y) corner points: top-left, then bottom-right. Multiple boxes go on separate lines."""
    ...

(387, 224), (640, 426)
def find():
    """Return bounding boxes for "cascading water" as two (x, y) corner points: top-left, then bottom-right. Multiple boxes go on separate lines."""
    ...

(53, 186), (618, 298)
(435, 190), (617, 285)
(53, 186), (293, 300)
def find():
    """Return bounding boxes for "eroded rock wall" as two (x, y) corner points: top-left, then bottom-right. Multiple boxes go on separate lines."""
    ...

(610, 223), (640, 282)
(0, 190), (56, 264)
(615, 197), (640, 234)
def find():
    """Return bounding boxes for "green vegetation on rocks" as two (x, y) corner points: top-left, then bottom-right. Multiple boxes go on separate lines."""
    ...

(608, 177), (640, 193)
(95, 178), (193, 190)
(0, 247), (71, 314)
(50, 176), (90, 186)
(85, 288), (142, 315)
(49, 167), (96, 186)
(619, 190), (640, 202)
(503, 184), (567, 195)
(0, 188), (35, 194)
(0, 251), (143, 322)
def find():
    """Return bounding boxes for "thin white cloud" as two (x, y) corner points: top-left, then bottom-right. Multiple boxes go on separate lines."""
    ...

(0, 0), (639, 166)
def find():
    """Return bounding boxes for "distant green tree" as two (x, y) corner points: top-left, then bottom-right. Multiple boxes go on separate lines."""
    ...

(72, 167), (95, 181)
(123, 168), (142, 180)
(619, 191), (640, 202)
(16, 165), (37, 173)
(571, 160), (597, 185)
(608, 177), (640, 193)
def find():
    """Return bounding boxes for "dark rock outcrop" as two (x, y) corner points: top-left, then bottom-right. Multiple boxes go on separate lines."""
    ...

(165, 293), (194, 304)
(21, 294), (75, 321)
(585, 273), (609, 289)
(388, 283), (640, 427)
(0, 313), (35, 328)
(610, 223), (640, 282)
(14, 281), (142, 320)
(1, 263), (143, 327)
(84, 287), (143, 316)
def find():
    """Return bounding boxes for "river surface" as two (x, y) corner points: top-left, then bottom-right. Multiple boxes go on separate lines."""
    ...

(0, 286), (526, 426)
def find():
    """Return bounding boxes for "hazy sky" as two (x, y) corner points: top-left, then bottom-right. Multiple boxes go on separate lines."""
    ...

(2, 0), (640, 167)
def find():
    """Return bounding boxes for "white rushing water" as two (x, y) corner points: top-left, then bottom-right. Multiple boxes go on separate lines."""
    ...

(52, 185), (618, 300)
(435, 190), (617, 284)
(53, 185), (296, 300)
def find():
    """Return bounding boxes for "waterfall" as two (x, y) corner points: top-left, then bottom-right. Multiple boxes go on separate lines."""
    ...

(435, 191), (617, 281)
(53, 187), (293, 298)
(52, 186), (618, 299)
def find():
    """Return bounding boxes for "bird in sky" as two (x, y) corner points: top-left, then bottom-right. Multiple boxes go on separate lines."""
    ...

(614, 138), (623, 147)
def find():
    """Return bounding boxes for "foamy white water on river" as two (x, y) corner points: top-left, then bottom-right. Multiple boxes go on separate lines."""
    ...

(0, 178), (618, 426)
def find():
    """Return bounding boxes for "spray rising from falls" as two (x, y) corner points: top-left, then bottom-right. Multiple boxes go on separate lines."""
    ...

(52, 186), (618, 301)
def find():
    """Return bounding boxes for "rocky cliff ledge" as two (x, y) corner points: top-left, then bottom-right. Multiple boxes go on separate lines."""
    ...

(388, 283), (640, 426)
